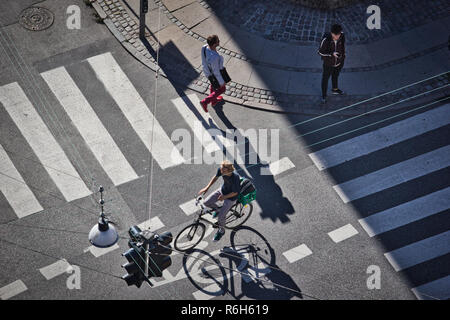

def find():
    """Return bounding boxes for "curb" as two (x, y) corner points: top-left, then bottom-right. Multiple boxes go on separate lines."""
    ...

(90, 0), (449, 116)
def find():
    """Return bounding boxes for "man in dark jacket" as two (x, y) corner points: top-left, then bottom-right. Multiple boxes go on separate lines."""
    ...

(318, 24), (346, 103)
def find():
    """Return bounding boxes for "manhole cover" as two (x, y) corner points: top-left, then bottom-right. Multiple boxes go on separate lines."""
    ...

(18, 7), (54, 31)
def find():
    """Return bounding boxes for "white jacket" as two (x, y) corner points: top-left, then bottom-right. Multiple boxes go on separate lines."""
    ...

(201, 44), (225, 86)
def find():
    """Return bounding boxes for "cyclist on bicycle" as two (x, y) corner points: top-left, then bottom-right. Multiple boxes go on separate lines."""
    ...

(198, 160), (240, 241)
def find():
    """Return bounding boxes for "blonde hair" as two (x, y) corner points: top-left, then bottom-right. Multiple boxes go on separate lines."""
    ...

(221, 160), (235, 172)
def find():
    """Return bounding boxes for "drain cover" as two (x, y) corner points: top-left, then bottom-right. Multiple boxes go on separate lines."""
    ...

(18, 7), (54, 31)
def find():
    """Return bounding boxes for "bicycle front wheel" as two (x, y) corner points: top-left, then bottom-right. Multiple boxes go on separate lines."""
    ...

(174, 222), (206, 252)
(224, 203), (253, 229)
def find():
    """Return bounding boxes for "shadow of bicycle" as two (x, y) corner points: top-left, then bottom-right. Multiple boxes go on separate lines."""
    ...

(182, 226), (303, 300)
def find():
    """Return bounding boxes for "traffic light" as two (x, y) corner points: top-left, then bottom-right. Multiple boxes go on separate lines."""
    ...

(142, 0), (148, 13)
(147, 231), (173, 278)
(121, 241), (147, 288)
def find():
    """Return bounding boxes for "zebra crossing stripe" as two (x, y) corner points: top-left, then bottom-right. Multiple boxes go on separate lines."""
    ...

(412, 275), (450, 300)
(39, 259), (73, 280)
(308, 104), (450, 171)
(192, 283), (220, 300)
(87, 52), (184, 169)
(84, 243), (120, 258)
(0, 280), (27, 300)
(266, 157), (295, 176)
(0, 82), (92, 202)
(282, 244), (313, 263)
(333, 145), (450, 203)
(41, 67), (139, 186)
(179, 199), (198, 216)
(384, 230), (450, 272)
(327, 224), (359, 243)
(137, 216), (165, 231)
(359, 187), (450, 237)
(171, 95), (221, 154)
(0, 144), (43, 218)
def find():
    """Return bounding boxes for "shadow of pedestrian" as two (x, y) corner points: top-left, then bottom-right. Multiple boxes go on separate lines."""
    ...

(212, 104), (295, 223)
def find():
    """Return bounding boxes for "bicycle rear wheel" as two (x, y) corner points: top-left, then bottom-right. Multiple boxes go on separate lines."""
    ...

(174, 222), (206, 252)
(224, 203), (253, 229)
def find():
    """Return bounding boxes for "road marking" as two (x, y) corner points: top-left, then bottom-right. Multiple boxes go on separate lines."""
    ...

(84, 243), (120, 258)
(171, 95), (221, 154)
(192, 283), (220, 300)
(39, 259), (72, 280)
(173, 94), (257, 175)
(0, 280), (28, 300)
(266, 157), (295, 176)
(87, 52), (184, 169)
(308, 104), (450, 170)
(41, 67), (138, 186)
(179, 199), (198, 216)
(359, 187), (450, 237)
(0, 144), (44, 218)
(328, 224), (359, 243)
(384, 230), (450, 272)
(282, 244), (313, 263)
(333, 145), (450, 203)
(0, 82), (92, 202)
(412, 275), (450, 300)
(137, 216), (165, 231)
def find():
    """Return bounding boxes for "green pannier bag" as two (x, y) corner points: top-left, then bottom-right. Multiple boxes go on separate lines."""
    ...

(237, 177), (256, 205)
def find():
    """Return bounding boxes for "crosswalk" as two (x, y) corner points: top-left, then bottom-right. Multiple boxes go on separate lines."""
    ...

(308, 102), (450, 300)
(0, 51), (295, 223)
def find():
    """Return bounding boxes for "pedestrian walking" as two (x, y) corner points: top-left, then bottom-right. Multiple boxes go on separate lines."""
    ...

(200, 35), (230, 112)
(318, 24), (346, 103)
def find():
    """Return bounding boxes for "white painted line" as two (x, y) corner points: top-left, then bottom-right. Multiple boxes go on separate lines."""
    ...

(243, 262), (272, 283)
(0, 144), (44, 218)
(328, 224), (359, 243)
(0, 82), (92, 202)
(308, 104), (450, 170)
(359, 187), (450, 237)
(173, 94), (256, 177)
(412, 275), (450, 300)
(137, 216), (165, 231)
(266, 157), (295, 176)
(179, 198), (198, 216)
(282, 244), (313, 263)
(87, 52), (184, 169)
(39, 259), (72, 280)
(84, 243), (120, 258)
(192, 283), (220, 300)
(0, 280), (28, 300)
(384, 230), (450, 272)
(41, 67), (138, 186)
(333, 145), (450, 203)
(171, 95), (221, 154)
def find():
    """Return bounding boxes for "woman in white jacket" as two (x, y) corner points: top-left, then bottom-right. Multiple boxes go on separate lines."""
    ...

(200, 35), (226, 112)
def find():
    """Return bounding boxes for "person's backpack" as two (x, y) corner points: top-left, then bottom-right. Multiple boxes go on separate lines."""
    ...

(239, 178), (256, 196)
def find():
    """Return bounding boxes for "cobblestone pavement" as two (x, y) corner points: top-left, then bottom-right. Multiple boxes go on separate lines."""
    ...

(201, 0), (450, 45)
(89, 0), (450, 115)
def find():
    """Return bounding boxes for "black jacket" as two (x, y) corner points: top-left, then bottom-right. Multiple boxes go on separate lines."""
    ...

(318, 32), (346, 67)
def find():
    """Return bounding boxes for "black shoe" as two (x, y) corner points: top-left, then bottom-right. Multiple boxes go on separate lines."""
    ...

(321, 96), (327, 104)
(213, 229), (225, 242)
(332, 89), (344, 95)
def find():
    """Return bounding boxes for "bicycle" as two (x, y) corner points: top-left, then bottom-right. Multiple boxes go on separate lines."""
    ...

(174, 190), (255, 252)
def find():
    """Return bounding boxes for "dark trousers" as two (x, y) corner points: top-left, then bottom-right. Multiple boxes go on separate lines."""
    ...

(321, 64), (342, 97)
